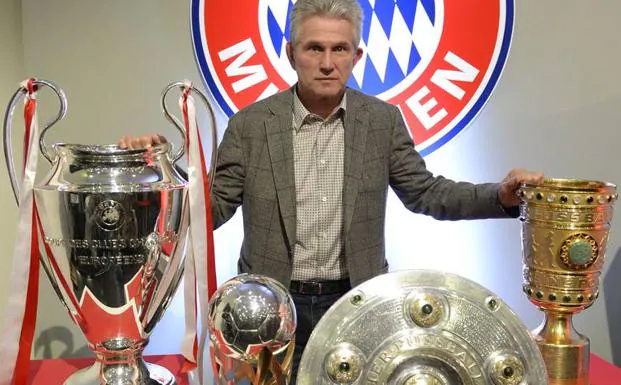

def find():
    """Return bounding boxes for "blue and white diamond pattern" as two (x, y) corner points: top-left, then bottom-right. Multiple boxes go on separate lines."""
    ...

(259, 0), (298, 85)
(259, 0), (443, 97)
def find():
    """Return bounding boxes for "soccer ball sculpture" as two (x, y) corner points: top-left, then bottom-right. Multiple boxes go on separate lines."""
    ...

(208, 274), (297, 383)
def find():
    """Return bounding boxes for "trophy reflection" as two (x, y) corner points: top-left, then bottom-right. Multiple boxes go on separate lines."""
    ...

(519, 178), (617, 384)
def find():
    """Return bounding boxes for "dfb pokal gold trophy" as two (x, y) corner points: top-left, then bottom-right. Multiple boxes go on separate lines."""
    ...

(519, 178), (617, 384)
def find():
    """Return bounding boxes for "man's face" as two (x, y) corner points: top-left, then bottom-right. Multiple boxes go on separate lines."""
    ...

(286, 16), (363, 104)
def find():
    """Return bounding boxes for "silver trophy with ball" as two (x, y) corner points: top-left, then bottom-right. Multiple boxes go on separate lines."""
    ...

(208, 274), (297, 384)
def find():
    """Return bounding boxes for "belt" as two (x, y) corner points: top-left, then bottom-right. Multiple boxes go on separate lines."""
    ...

(289, 279), (351, 295)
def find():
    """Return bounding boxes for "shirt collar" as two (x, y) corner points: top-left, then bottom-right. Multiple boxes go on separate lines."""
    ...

(292, 87), (347, 131)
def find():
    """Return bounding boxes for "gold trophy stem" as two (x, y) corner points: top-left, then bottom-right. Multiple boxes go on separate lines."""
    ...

(532, 311), (589, 385)
(252, 344), (292, 385)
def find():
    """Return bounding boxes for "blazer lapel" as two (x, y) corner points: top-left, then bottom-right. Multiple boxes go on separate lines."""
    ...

(343, 90), (369, 235)
(265, 89), (297, 251)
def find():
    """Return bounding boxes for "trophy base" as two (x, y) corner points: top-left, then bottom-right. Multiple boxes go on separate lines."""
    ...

(63, 361), (176, 385)
(535, 339), (590, 385)
(533, 311), (590, 385)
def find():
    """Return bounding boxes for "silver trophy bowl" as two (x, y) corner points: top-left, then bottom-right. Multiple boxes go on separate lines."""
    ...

(34, 143), (189, 385)
(3, 79), (217, 384)
(298, 270), (548, 384)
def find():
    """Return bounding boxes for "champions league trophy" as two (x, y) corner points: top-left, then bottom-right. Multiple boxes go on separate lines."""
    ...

(298, 270), (548, 384)
(519, 179), (617, 384)
(3, 79), (217, 384)
(208, 274), (296, 384)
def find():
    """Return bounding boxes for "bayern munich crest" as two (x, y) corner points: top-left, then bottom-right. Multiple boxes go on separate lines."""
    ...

(191, 0), (514, 155)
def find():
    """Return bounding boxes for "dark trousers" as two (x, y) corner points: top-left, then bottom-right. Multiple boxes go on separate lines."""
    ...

(289, 291), (346, 385)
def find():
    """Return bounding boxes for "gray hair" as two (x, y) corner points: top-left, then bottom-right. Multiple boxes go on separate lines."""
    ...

(289, 0), (363, 48)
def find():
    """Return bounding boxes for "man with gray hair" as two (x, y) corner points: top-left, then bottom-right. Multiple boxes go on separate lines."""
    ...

(120, 0), (543, 382)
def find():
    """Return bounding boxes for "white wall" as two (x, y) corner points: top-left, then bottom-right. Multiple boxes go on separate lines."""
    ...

(0, 0), (24, 324)
(2, 0), (620, 367)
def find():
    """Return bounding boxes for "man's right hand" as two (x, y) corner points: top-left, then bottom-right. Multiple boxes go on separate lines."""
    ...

(117, 134), (168, 149)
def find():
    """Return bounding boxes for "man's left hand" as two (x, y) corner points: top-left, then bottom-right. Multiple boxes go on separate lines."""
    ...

(499, 168), (544, 207)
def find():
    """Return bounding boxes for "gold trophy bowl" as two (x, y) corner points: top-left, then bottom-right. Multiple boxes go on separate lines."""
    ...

(519, 178), (617, 385)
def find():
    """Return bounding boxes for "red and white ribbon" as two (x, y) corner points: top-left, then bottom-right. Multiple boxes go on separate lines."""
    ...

(179, 81), (217, 382)
(0, 79), (42, 385)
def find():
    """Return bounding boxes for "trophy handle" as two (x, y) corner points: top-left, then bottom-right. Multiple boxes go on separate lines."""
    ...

(3, 78), (68, 204)
(161, 81), (218, 189)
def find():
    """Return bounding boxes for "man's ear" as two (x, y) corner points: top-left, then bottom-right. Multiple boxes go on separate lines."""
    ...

(286, 42), (295, 68)
(353, 46), (363, 66)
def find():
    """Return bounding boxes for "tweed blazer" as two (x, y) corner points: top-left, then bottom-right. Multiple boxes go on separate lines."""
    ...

(210, 87), (510, 288)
